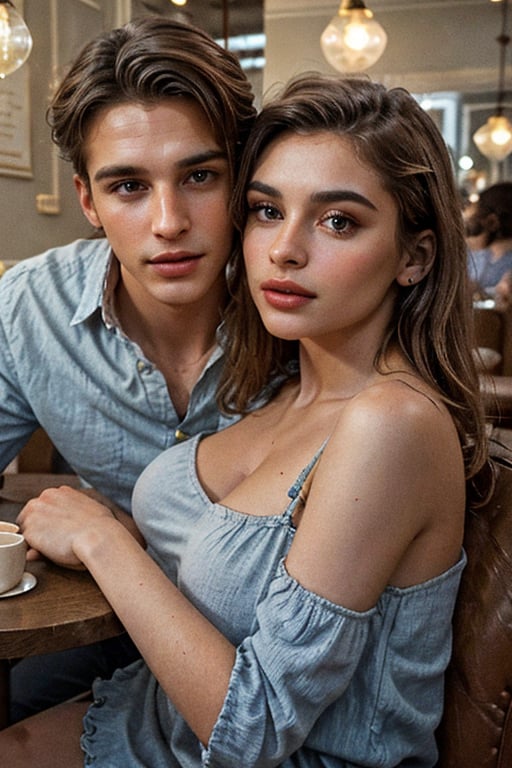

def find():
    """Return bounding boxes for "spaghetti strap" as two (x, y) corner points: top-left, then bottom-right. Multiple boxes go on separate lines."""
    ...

(287, 438), (329, 504)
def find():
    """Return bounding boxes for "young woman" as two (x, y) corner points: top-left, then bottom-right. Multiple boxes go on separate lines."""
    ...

(3, 74), (487, 767)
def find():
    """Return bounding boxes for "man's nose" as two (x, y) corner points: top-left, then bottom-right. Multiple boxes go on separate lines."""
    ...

(152, 187), (190, 239)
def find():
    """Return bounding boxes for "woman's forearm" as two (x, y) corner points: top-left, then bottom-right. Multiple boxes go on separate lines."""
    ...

(74, 518), (236, 745)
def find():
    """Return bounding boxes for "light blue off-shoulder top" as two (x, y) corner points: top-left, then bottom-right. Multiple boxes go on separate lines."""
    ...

(81, 433), (465, 768)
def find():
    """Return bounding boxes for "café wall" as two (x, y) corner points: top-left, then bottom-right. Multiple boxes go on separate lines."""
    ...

(0, 0), (122, 264)
(0, 0), (509, 263)
(263, 0), (512, 187)
(264, 0), (501, 96)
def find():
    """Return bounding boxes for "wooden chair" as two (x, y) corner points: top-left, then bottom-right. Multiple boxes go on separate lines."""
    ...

(15, 428), (55, 473)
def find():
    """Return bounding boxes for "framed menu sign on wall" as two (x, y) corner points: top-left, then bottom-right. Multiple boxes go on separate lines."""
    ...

(0, 66), (31, 178)
(0, 0), (32, 179)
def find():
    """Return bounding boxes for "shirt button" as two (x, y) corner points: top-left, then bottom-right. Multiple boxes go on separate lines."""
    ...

(175, 429), (190, 441)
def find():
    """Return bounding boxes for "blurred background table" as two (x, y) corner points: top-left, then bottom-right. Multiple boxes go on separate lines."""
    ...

(0, 473), (124, 728)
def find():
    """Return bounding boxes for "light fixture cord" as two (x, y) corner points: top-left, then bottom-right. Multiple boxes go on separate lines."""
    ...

(496, 0), (510, 116)
(222, 0), (229, 49)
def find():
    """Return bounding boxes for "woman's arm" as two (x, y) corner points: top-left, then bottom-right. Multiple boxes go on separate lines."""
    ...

(286, 383), (465, 611)
(78, 487), (146, 547)
(17, 488), (235, 746)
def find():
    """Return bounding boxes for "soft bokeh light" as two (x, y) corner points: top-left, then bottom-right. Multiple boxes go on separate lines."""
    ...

(0, 1), (33, 79)
(321, 1), (387, 73)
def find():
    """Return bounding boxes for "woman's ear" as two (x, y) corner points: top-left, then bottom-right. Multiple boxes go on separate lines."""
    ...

(73, 174), (102, 229)
(396, 230), (436, 287)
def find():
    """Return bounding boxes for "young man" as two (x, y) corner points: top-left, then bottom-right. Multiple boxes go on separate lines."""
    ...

(0, 16), (255, 721)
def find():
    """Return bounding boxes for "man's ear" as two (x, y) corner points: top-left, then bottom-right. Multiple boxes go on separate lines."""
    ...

(396, 230), (436, 287)
(482, 212), (499, 235)
(73, 174), (102, 229)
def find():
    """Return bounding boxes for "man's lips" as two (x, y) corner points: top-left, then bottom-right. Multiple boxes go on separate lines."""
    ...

(260, 279), (315, 309)
(150, 251), (201, 264)
(149, 252), (203, 278)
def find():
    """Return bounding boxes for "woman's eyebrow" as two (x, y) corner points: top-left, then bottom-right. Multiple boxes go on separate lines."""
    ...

(247, 180), (281, 198)
(311, 189), (377, 210)
(247, 181), (377, 211)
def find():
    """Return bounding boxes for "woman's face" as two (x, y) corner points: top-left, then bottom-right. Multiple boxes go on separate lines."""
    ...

(243, 131), (415, 349)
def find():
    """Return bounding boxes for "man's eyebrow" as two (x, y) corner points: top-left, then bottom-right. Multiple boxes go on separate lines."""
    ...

(93, 150), (228, 184)
(247, 181), (378, 211)
(93, 165), (141, 183)
(176, 149), (227, 169)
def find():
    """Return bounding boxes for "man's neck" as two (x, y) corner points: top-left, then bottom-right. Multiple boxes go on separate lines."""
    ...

(490, 237), (512, 259)
(113, 274), (226, 418)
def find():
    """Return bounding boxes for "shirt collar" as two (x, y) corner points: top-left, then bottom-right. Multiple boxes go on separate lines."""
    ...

(70, 240), (117, 326)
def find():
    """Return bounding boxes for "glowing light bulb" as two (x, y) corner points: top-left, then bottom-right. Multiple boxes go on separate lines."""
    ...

(321, 2), (387, 73)
(0, 1), (32, 79)
(473, 115), (512, 162)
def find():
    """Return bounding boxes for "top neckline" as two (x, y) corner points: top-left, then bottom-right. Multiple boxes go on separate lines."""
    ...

(190, 433), (328, 523)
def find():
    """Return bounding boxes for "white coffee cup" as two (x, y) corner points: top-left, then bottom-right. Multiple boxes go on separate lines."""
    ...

(0, 531), (27, 593)
(0, 520), (20, 534)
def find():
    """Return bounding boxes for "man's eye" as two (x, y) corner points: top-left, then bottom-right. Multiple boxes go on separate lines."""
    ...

(113, 180), (144, 195)
(189, 169), (214, 184)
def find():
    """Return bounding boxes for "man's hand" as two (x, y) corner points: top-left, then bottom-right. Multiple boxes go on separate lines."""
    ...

(17, 485), (144, 569)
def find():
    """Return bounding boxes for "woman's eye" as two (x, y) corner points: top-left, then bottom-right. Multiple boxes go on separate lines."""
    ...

(250, 202), (282, 222)
(322, 212), (355, 234)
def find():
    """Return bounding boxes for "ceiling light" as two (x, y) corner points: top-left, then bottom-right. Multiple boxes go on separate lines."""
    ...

(473, 0), (512, 162)
(0, 0), (32, 79)
(320, 0), (387, 73)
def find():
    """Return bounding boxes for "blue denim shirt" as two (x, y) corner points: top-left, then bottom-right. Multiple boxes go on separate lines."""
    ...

(0, 238), (234, 512)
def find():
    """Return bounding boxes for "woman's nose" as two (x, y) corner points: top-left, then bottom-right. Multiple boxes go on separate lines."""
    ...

(269, 222), (308, 268)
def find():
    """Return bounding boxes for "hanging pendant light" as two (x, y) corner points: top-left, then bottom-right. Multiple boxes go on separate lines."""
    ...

(473, 0), (512, 162)
(320, 0), (387, 73)
(0, 0), (32, 79)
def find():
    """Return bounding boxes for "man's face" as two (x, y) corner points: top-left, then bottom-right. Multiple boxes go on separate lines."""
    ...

(74, 98), (233, 313)
(463, 202), (485, 239)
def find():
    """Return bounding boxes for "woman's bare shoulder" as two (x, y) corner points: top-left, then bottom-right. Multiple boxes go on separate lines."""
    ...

(337, 374), (448, 433)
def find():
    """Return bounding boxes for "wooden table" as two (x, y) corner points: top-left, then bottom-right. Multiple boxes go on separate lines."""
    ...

(0, 473), (124, 728)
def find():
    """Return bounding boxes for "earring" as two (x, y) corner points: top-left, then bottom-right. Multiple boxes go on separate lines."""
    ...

(407, 277), (414, 285)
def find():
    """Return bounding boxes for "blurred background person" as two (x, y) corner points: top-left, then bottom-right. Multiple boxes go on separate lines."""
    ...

(466, 182), (512, 299)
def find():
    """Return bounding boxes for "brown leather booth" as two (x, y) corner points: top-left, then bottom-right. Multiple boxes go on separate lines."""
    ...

(481, 376), (512, 427)
(435, 435), (512, 767)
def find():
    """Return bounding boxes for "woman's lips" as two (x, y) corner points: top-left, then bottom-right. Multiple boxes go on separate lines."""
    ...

(260, 279), (315, 309)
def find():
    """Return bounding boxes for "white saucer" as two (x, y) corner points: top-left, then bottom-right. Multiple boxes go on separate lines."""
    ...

(0, 572), (37, 598)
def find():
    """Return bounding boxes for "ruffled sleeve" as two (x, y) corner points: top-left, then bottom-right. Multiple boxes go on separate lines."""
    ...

(202, 559), (375, 768)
